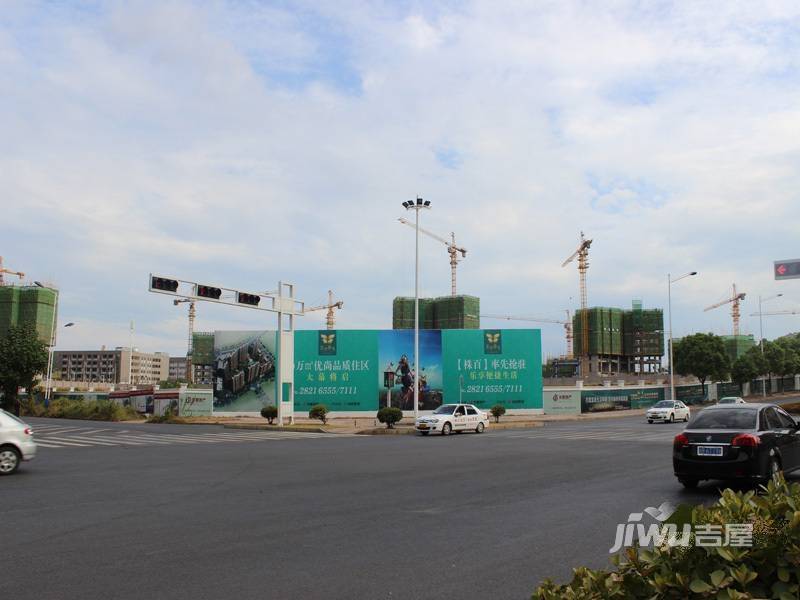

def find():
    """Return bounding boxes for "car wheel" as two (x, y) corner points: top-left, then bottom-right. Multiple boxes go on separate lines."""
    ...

(0, 446), (21, 476)
(647, 419), (653, 424)
(420, 431), (430, 436)
(476, 422), (485, 434)
(679, 478), (698, 489)
(669, 413), (675, 423)
(684, 413), (690, 422)
(441, 422), (452, 436)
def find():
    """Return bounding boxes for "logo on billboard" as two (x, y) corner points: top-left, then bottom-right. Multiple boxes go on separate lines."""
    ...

(484, 330), (502, 354)
(318, 331), (337, 355)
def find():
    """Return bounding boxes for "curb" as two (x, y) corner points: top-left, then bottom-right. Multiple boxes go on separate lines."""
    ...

(223, 424), (329, 433)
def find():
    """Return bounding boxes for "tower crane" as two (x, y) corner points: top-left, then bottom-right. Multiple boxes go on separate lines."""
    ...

(704, 284), (746, 336)
(561, 232), (592, 367)
(398, 218), (467, 296)
(481, 311), (574, 358)
(173, 299), (196, 383)
(304, 290), (343, 330)
(749, 310), (799, 317)
(0, 256), (25, 286)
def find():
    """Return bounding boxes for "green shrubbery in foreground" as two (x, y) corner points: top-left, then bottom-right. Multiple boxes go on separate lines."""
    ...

(23, 398), (140, 421)
(535, 475), (800, 599)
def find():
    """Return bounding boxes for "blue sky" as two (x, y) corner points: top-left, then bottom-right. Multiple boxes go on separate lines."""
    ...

(2, 0), (800, 357)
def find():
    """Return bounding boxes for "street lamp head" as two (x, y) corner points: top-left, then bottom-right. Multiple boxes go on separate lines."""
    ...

(34, 281), (43, 288)
(689, 271), (698, 276)
(64, 322), (75, 327)
(416, 197), (423, 206)
(423, 200), (431, 207)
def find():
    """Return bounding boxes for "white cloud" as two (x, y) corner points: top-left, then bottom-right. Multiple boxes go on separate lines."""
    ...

(2, 0), (800, 356)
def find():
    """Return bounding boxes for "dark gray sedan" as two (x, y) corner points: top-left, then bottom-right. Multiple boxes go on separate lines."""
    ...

(673, 403), (800, 488)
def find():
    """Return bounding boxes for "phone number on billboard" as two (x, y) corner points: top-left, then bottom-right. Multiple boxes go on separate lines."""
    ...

(297, 386), (358, 395)
(466, 384), (523, 394)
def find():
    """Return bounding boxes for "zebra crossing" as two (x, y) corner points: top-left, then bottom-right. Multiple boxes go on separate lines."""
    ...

(501, 424), (682, 444)
(30, 423), (349, 449)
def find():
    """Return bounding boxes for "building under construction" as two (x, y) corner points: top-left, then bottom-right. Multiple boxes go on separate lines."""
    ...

(572, 301), (664, 374)
(0, 285), (58, 344)
(392, 296), (480, 330)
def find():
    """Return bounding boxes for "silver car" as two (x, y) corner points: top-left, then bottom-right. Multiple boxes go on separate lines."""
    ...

(717, 396), (746, 405)
(0, 409), (37, 475)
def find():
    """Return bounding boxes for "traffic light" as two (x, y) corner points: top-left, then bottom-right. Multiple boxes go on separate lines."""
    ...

(196, 285), (222, 300)
(774, 260), (800, 281)
(237, 292), (261, 306)
(151, 276), (178, 293)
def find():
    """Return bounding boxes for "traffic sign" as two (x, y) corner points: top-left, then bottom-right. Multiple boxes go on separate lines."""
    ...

(774, 259), (800, 280)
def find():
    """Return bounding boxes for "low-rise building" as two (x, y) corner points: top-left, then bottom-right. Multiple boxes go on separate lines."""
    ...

(53, 348), (169, 385)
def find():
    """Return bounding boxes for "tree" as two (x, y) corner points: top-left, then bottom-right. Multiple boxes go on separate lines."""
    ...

(673, 333), (730, 399)
(260, 405), (278, 424)
(377, 406), (403, 429)
(309, 404), (329, 424)
(490, 404), (506, 423)
(0, 325), (49, 416)
(731, 354), (756, 386)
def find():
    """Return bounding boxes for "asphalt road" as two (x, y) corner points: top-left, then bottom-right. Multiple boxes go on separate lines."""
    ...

(3, 399), (799, 600)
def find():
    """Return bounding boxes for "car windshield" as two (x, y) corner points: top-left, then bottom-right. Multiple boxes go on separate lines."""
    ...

(433, 405), (457, 415)
(689, 408), (756, 430)
(652, 401), (674, 408)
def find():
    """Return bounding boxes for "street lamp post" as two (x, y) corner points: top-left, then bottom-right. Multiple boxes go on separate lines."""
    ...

(34, 282), (74, 402)
(402, 197), (431, 418)
(758, 293), (783, 398)
(667, 271), (697, 401)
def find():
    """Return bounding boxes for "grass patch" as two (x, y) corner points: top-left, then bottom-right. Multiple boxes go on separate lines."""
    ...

(23, 398), (140, 421)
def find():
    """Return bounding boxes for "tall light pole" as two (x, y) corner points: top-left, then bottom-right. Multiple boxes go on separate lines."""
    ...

(667, 271), (697, 400)
(402, 197), (431, 417)
(757, 293), (783, 398)
(34, 282), (73, 402)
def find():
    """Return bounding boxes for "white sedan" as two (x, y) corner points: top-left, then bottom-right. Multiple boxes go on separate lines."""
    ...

(0, 409), (37, 475)
(646, 400), (690, 423)
(415, 403), (490, 435)
(717, 396), (746, 405)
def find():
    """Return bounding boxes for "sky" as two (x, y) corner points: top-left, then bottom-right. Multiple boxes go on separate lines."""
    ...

(2, 0), (800, 358)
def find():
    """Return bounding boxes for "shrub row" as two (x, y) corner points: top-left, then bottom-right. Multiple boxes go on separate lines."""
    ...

(23, 398), (140, 422)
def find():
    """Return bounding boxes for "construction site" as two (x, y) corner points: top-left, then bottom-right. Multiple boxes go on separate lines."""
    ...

(0, 256), (58, 345)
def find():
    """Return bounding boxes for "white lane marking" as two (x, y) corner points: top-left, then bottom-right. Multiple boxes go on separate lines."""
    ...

(32, 437), (92, 447)
(41, 435), (118, 446)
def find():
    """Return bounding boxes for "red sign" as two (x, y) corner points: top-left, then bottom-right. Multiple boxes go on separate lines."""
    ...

(775, 260), (800, 280)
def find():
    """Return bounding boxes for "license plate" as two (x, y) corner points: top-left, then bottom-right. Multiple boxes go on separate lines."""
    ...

(418, 424), (428, 429)
(697, 446), (723, 457)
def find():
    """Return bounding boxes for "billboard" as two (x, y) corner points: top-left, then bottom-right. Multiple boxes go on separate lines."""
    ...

(580, 387), (665, 413)
(179, 389), (213, 416)
(543, 390), (581, 415)
(212, 331), (277, 412)
(294, 329), (542, 412)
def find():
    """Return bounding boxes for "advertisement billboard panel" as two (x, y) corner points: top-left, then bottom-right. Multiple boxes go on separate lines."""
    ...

(543, 390), (581, 415)
(580, 387), (665, 413)
(294, 329), (542, 412)
(179, 389), (213, 417)
(212, 331), (277, 413)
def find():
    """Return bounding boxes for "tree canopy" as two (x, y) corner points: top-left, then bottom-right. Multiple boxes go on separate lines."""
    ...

(0, 325), (49, 415)
(673, 333), (730, 397)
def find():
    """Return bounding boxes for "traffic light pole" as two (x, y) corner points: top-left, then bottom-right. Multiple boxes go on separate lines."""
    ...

(148, 275), (303, 424)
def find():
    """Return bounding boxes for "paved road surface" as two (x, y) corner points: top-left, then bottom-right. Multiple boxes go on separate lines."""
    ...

(2, 401), (799, 600)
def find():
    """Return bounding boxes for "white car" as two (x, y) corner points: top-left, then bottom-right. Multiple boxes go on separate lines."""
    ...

(0, 409), (37, 475)
(718, 396), (746, 405)
(415, 403), (490, 435)
(646, 400), (690, 423)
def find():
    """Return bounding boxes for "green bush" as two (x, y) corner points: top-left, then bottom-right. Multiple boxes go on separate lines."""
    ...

(261, 405), (278, 424)
(309, 404), (329, 424)
(490, 404), (506, 423)
(534, 474), (800, 599)
(32, 398), (140, 421)
(377, 406), (403, 429)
